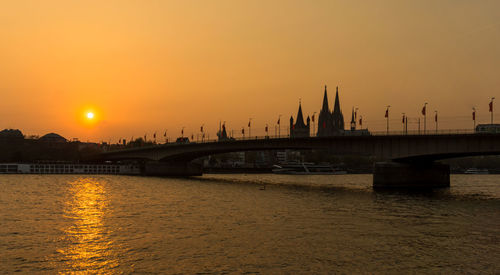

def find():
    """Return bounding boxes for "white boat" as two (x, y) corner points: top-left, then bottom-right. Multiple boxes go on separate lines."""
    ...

(0, 163), (140, 175)
(464, 168), (489, 174)
(272, 162), (347, 175)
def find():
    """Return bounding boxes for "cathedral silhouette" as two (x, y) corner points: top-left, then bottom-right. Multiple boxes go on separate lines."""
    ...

(318, 85), (345, 136)
(290, 85), (346, 138)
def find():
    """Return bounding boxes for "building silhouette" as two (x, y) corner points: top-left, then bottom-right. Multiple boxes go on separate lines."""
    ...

(290, 101), (310, 138)
(217, 123), (230, 141)
(318, 85), (345, 136)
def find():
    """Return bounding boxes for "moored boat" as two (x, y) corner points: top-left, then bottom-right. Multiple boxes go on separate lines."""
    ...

(464, 168), (489, 174)
(272, 162), (347, 175)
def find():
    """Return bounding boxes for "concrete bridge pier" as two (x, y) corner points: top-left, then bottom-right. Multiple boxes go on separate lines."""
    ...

(142, 161), (202, 177)
(373, 161), (450, 188)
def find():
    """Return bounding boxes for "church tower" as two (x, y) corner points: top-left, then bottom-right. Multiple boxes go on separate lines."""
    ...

(290, 101), (310, 138)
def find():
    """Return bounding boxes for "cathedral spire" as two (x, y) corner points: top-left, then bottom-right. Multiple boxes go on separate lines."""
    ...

(333, 86), (341, 114)
(321, 85), (329, 112)
(331, 86), (345, 131)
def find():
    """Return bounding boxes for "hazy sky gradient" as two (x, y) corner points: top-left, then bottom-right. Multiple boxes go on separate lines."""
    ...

(1, 0), (499, 141)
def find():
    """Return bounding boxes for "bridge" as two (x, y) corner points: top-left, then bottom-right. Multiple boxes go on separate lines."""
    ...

(96, 131), (500, 188)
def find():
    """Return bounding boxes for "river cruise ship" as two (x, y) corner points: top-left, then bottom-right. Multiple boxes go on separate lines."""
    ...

(464, 168), (489, 174)
(0, 163), (140, 175)
(272, 162), (347, 175)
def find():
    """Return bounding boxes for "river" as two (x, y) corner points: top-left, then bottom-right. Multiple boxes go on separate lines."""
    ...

(0, 174), (499, 273)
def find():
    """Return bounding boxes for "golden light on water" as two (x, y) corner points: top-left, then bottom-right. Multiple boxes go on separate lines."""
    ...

(58, 178), (119, 273)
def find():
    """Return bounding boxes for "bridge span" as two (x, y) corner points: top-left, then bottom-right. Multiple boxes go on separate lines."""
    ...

(100, 133), (500, 162)
(96, 132), (500, 188)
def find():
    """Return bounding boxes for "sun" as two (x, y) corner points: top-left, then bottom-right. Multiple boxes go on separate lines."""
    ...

(86, 112), (94, 119)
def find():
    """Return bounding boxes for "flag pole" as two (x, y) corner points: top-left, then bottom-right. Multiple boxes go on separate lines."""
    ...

(435, 110), (438, 133)
(491, 97), (495, 124)
(423, 102), (428, 134)
(278, 115), (282, 138)
(385, 105), (391, 134)
(473, 107), (476, 130)
(402, 113), (405, 133)
(405, 116), (408, 134)
(248, 118), (252, 137)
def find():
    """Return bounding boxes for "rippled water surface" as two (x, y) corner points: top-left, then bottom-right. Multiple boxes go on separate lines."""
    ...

(0, 174), (499, 273)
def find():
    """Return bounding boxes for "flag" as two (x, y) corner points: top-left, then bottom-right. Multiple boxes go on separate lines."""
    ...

(277, 118), (280, 125)
(248, 121), (251, 127)
(153, 132), (156, 139)
(200, 126), (203, 132)
(164, 131), (166, 137)
(402, 115), (405, 123)
(489, 101), (493, 112)
(242, 128), (245, 134)
(473, 111), (476, 121)
(181, 129), (184, 135)
(435, 113), (438, 122)
(422, 105), (426, 116)
(312, 114), (315, 122)
(265, 125), (268, 132)
(191, 134), (194, 140)
(144, 134), (146, 141)
(359, 117), (362, 126)
(385, 109), (388, 118)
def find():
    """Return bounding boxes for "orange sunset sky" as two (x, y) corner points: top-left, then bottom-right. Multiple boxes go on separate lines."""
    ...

(1, 0), (499, 142)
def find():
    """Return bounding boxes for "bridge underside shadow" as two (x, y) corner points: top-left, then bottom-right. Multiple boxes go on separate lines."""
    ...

(374, 151), (500, 188)
(373, 161), (450, 188)
(143, 161), (203, 177)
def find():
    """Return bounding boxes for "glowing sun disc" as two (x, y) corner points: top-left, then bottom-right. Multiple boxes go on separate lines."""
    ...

(86, 112), (94, 119)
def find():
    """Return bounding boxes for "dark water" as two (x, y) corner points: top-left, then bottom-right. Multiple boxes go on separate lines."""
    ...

(0, 174), (499, 274)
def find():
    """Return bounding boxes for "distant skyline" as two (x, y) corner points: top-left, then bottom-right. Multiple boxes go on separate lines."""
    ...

(1, 1), (499, 141)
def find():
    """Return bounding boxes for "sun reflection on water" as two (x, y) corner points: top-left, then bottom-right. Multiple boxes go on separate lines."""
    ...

(58, 178), (119, 274)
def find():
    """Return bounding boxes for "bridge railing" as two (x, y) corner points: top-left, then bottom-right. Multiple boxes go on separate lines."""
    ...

(369, 129), (476, 136)
(105, 128), (484, 152)
(191, 129), (476, 143)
